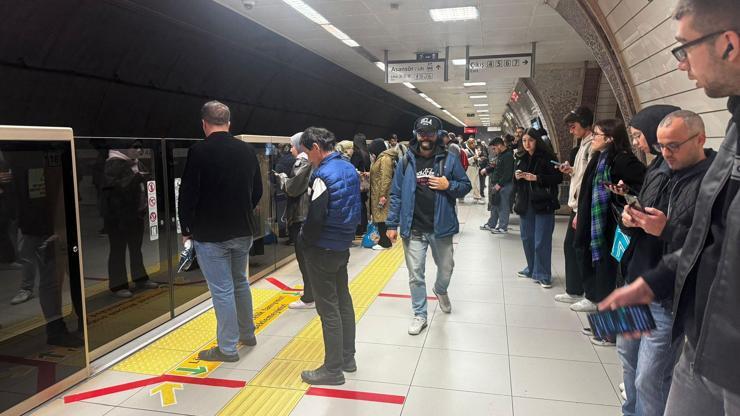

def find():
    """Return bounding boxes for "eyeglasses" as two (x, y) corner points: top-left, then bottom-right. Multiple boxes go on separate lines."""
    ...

(671, 30), (727, 62)
(653, 133), (699, 153)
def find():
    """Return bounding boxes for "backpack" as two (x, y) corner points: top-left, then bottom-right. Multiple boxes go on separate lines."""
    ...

(459, 150), (469, 170)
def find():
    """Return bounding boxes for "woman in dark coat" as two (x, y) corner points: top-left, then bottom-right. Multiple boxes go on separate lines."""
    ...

(513, 128), (563, 288)
(572, 119), (645, 325)
(351, 133), (371, 235)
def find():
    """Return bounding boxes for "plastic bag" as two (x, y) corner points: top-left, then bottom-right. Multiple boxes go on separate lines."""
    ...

(361, 223), (379, 248)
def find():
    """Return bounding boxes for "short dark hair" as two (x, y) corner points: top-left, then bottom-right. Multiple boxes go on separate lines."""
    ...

(503, 134), (514, 144)
(300, 127), (336, 152)
(674, 0), (739, 35)
(201, 101), (230, 125)
(563, 106), (594, 128)
(490, 137), (504, 147)
(593, 118), (632, 153)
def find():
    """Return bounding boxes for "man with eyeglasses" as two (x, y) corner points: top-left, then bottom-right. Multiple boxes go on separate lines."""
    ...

(599, 0), (740, 413)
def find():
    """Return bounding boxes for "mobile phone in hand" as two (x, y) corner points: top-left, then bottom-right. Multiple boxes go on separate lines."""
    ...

(624, 194), (645, 212)
(587, 305), (656, 339)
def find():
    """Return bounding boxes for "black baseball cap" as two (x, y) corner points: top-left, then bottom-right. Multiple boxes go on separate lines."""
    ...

(414, 115), (442, 133)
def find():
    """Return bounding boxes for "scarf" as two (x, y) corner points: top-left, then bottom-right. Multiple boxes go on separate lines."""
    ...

(590, 152), (611, 263)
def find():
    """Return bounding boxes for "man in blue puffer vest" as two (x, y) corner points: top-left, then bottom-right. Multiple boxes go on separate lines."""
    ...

(297, 127), (361, 386)
(386, 115), (472, 335)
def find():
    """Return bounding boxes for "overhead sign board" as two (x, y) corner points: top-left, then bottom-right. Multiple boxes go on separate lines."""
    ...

(387, 60), (446, 84)
(467, 53), (532, 81)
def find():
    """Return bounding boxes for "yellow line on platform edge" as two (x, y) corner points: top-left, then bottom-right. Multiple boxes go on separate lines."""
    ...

(217, 244), (405, 416)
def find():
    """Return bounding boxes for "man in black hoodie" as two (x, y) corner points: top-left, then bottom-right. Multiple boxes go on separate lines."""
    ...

(600, 1), (740, 413)
(616, 107), (715, 416)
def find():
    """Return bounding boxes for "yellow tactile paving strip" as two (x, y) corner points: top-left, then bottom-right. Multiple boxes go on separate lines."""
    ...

(218, 244), (405, 416)
(113, 288), (281, 375)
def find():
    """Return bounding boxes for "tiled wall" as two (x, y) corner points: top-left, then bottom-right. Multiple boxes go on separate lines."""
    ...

(595, 72), (619, 121)
(596, 0), (731, 149)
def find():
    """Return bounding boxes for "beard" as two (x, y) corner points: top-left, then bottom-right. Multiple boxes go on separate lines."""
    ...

(419, 139), (435, 151)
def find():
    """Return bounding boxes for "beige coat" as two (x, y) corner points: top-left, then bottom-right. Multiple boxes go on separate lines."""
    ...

(369, 147), (401, 223)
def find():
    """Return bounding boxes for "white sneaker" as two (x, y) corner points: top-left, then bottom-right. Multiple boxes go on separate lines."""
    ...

(477, 199), (486, 205)
(11, 289), (33, 305)
(554, 293), (583, 304)
(581, 327), (593, 336)
(590, 336), (616, 347)
(570, 298), (598, 312)
(371, 244), (387, 250)
(289, 300), (316, 309)
(621, 390), (627, 401)
(408, 316), (427, 335)
(619, 382), (625, 392)
(433, 288), (452, 313)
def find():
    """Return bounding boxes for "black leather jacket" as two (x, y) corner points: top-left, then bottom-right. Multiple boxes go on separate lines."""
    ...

(644, 97), (739, 394)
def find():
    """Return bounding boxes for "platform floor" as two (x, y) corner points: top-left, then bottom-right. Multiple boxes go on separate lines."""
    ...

(30, 202), (624, 416)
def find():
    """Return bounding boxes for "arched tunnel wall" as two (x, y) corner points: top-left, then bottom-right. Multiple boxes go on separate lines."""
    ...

(0, 0), (438, 140)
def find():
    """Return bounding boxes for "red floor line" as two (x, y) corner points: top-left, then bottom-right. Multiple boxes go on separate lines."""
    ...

(266, 277), (299, 292)
(378, 293), (436, 301)
(63, 375), (246, 403)
(306, 387), (405, 404)
(64, 376), (164, 403)
(161, 374), (246, 388)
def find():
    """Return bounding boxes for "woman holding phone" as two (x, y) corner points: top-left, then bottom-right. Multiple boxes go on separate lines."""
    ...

(513, 129), (563, 288)
(572, 119), (645, 345)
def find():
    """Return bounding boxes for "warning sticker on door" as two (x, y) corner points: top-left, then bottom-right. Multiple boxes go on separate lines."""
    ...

(174, 178), (181, 234)
(147, 180), (158, 241)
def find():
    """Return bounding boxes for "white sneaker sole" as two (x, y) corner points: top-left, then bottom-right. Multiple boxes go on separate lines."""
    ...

(554, 295), (583, 304)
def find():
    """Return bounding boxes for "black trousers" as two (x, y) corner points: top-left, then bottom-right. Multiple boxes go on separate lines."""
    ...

(107, 218), (150, 291)
(582, 252), (618, 303)
(301, 241), (355, 373)
(376, 222), (391, 248)
(478, 173), (486, 197)
(356, 192), (368, 235)
(289, 222), (313, 303)
(564, 211), (585, 296)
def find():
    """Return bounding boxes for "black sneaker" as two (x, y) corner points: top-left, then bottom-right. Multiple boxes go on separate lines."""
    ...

(240, 335), (257, 347)
(47, 332), (84, 348)
(197, 346), (239, 362)
(301, 366), (345, 385)
(342, 357), (357, 373)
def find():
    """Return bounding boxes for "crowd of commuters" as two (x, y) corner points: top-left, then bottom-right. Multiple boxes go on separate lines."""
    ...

(174, 2), (739, 414)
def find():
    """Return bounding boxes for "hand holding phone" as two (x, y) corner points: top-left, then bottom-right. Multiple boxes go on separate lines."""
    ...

(624, 194), (645, 212)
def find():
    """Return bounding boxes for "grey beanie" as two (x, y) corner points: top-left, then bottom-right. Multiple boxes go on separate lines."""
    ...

(290, 132), (303, 149)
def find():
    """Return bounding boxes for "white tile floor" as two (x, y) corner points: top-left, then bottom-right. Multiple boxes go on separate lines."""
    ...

(30, 202), (623, 416)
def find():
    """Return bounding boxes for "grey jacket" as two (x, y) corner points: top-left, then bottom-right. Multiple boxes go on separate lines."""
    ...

(644, 102), (739, 394)
(281, 155), (311, 226)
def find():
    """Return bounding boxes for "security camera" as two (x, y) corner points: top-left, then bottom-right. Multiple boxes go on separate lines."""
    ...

(242, 0), (256, 10)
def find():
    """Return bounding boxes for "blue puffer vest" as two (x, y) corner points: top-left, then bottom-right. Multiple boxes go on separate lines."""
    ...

(313, 152), (361, 250)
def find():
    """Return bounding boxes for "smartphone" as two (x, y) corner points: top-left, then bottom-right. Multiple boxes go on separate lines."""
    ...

(587, 305), (656, 339)
(624, 194), (645, 212)
(549, 160), (561, 167)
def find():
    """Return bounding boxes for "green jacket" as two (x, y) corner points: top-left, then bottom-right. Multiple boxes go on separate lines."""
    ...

(491, 148), (514, 187)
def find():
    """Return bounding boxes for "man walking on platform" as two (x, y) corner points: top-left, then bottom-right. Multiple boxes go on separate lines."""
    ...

(386, 115), (471, 335)
(179, 101), (263, 362)
(298, 127), (361, 386)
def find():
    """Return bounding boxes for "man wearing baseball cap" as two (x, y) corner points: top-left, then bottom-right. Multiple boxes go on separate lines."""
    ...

(386, 115), (472, 335)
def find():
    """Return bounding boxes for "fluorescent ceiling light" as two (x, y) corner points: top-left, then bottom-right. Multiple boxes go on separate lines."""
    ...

(375, 62), (386, 71)
(403, 82), (416, 89)
(419, 93), (429, 99)
(429, 6), (479, 22)
(342, 39), (360, 47)
(452, 59), (467, 66)
(473, 103), (488, 107)
(477, 109), (489, 113)
(469, 95), (487, 99)
(464, 82), (486, 87)
(323, 24), (350, 40)
(283, 0), (329, 25)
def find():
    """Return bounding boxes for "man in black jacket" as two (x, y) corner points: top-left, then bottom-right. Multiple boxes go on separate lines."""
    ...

(179, 101), (263, 362)
(600, 1), (740, 413)
(618, 109), (714, 416)
(480, 137), (514, 233)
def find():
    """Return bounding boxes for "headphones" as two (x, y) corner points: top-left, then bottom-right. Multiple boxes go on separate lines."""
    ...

(722, 42), (734, 59)
(413, 115), (445, 140)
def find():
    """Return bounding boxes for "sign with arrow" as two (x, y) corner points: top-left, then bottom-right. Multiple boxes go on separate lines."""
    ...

(467, 53), (532, 81)
(174, 366), (207, 376)
(387, 59), (446, 84)
(150, 382), (184, 407)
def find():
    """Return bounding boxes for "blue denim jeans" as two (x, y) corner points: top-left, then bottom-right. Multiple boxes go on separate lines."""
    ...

(194, 236), (255, 356)
(617, 302), (682, 416)
(519, 208), (555, 283)
(402, 230), (454, 319)
(486, 182), (513, 231)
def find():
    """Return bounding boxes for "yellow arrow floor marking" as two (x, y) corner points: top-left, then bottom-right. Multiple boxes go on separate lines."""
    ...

(150, 382), (184, 407)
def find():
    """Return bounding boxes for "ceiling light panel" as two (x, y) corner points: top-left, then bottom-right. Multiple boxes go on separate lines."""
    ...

(429, 6), (479, 22)
(469, 95), (487, 99)
(452, 59), (467, 66)
(282, 0), (329, 25)
(473, 104), (488, 107)
(375, 62), (386, 71)
(464, 82), (486, 87)
(403, 82), (416, 89)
